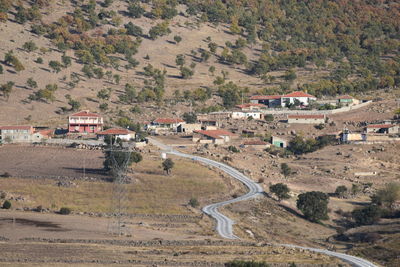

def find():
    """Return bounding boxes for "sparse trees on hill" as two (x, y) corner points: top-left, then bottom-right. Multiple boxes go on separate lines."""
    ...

(149, 21), (171, 40)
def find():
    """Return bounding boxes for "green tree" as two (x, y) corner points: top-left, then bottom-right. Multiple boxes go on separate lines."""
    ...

(124, 22), (143, 37)
(335, 186), (347, 198)
(371, 182), (400, 210)
(2, 200), (11, 209)
(183, 112), (197, 123)
(49, 60), (62, 73)
(0, 81), (14, 100)
(97, 88), (111, 100)
(180, 66), (194, 79)
(269, 183), (290, 201)
(103, 151), (142, 172)
(189, 197), (199, 208)
(208, 66), (215, 75)
(352, 205), (382, 226)
(162, 158), (174, 175)
(61, 54), (72, 68)
(280, 163), (292, 178)
(68, 99), (81, 111)
(26, 77), (38, 89)
(208, 42), (217, 53)
(175, 54), (185, 67)
(148, 21), (171, 40)
(127, 3), (144, 18)
(22, 40), (38, 52)
(173, 35), (182, 44)
(297, 191), (329, 222)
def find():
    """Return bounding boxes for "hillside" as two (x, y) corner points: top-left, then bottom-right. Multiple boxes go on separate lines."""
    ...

(0, 0), (399, 126)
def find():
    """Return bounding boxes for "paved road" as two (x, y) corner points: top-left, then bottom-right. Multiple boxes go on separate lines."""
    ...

(148, 138), (378, 267)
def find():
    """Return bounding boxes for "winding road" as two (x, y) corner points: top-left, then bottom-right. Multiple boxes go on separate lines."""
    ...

(148, 138), (378, 267)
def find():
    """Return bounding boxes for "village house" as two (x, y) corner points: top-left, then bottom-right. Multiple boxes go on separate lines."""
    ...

(68, 110), (103, 134)
(232, 111), (264, 120)
(97, 128), (136, 141)
(235, 103), (267, 111)
(145, 118), (184, 134)
(0, 125), (34, 144)
(365, 124), (399, 134)
(337, 95), (360, 106)
(192, 129), (235, 144)
(198, 119), (219, 130)
(241, 140), (270, 150)
(271, 136), (288, 148)
(177, 123), (202, 134)
(250, 91), (317, 108)
(287, 114), (326, 124)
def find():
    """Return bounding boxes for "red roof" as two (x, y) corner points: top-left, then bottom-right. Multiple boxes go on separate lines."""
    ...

(250, 95), (282, 100)
(70, 110), (101, 117)
(337, 95), (354, 99)
(97, 128), (134, 135)
(282, 91), (316, 98)
(154, 118), (184, 124)
(194, 130), (235, 139)
(243, 140), (268, 146)
(236, 103), (267, 109)
(367, 124), (395, 129)
(288, 114), (325, 119)
(0, 125), (32, 130)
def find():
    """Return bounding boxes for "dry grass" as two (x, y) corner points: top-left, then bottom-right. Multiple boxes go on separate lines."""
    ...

(0, 157), (226, 215)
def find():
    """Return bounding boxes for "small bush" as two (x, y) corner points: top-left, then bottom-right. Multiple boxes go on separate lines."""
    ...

(189, 197), (199, 208)
(2, 200), (11, 209)
(59, 207), (71, 215)
(1, 172), (11, 178)
(228, 145), (239, 153)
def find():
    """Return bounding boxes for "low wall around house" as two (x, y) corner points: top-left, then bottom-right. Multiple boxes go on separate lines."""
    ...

(44, 139), (105, 146)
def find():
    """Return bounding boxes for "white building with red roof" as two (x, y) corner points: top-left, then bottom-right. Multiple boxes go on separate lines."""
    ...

(281, 91), (317, 107)
(366, 124), (399, 134)
(68, 110), (103, 134)
(97, 128), (136, 141)
(193, 129), (235, 144)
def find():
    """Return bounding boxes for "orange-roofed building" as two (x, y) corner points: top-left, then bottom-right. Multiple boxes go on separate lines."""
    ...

(68, 110), (103, 134)
(281, 91), (316, 107)
(193, 129), (235, 144)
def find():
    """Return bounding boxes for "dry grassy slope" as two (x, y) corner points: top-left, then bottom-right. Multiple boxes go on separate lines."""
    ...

(0, 1), (331, 126)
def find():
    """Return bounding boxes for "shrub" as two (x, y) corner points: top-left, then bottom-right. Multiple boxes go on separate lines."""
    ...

(2, 200), (11, 209)
(162, 158), (174, 175)
(225, 260), (270, 267)
(228, 145), (239, 153)
(189, 197), (199, 208)
(335, 185), (347, 198)
(352, 205), (382, 226)
(280, 163), (292, 177)
(297, 191), (329, 222)
(35, 57), (43, 64)
(173, 35), (182, 44)
(22, 41), (38, 52)
(59, 207), (71, 215)
(1, 172), (11, 178)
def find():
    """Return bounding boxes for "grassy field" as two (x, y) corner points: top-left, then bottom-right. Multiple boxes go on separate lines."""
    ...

(0, 156), (226, 215)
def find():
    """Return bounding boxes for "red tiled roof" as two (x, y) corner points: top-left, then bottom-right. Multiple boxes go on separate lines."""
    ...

(154, 118), (184, 124)
(367, 124), (395, 129)
(97, 128), (134, 135)
(282, 91), (316, 98)
(250, 95), (282, 100)
(337, 95), (354, 99)
(243, 140), (268, 145)
(0, 125), (32, 130)
(194, 130), (235, 139)
(236, 103), (267, 109)
(36, 129), (53, 136)
(70, 110), (101, 117)
(288, 114), (325, 119)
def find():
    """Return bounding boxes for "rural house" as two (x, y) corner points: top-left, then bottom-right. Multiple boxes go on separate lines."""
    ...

(145, 118), (184, 134)
(0, 125), (34, 144)
(192, 129), (235, 144)
(68, 110), (103, 134)
(280, 91), (317, 107)
(97, 128), (136, 141)
(235, 103), (267, 111)
(241, 140), (270, 150)
(250, 95), (282, 107)
(271, 136), (288, 148)
(287, 114), (326, 124)
(337, 95), (359, 106)
(177, 123), (202, 134)
(365, 124), (399, 134)
(232, 111), (263, 120)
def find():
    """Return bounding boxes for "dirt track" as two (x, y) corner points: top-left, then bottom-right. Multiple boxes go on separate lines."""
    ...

(0, 145), (106, 179)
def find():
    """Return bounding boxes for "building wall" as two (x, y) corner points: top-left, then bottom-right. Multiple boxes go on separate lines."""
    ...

(281, 97), (314, 107)
(68, 125), (102, 133)
(287, 117), (325, 124)
(232, 112), (263, 120)
(0, 129), (31, 143)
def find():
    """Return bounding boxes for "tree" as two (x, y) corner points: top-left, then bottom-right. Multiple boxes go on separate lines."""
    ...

(124, 22), (143, 37)
(162, 158), (174, 175)
(103, 151), (142, 172)
(4, 50), (24, 72)
(173, 35), (182, 44)
(280, 163), (291, 178)
(269, 183), (290, 201)
(68, 99), (81, 111)
(0, 65), (2, 74)
(175, 54), (185, 67)
(352, 205), (382, 226)
(97, 88), (111, 100)
(0, 81), (14, 100)
(148, 21), (171, 40)
(2, 200), (11, 209)
(208, 66), (215, 75)
(22, 41), (38, 52)
(297, 191), (329, 222)
(189, 197), (199, 208)
(335, 186), (348, 198)
(26, 78), (38, 89)
(183, 112), (197, 123)
(208, 42), (217, 53)
(49, 60), (62, 73)
(61, 54), (72, 68)
(180, 66), (193, 79)
(113, 74), (120, 84)
(371, 182), (400, 210)
(127, 3), (144, 18)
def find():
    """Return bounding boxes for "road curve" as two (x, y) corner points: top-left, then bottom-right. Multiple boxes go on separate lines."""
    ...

(148, 138), (378, 267)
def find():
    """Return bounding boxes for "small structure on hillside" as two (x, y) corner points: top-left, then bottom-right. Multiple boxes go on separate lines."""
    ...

(145, 118), (184, 134)
(97, 128), (136, 141)
(242, 140), (270, 150)
(0, 125), (34, 144)
(250, 95), (282, 107)
(232, 111), (263, 120)
(198, 119), (219, 130)
(177, 123), (202, 134)
(193, 129), (235, 144)
(68, 110), (103, 134)
(235, 103), (267, 111)
(250, 91), (317, 108)
(337, 95), (360, 106)
(271, 136), (288, 148)
(365, 124), (399, 134)
(287, 114), (326, 124)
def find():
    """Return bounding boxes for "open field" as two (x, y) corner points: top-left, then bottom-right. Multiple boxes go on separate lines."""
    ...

(0, 145), (106, 179)
(0, 145), (232, 215)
